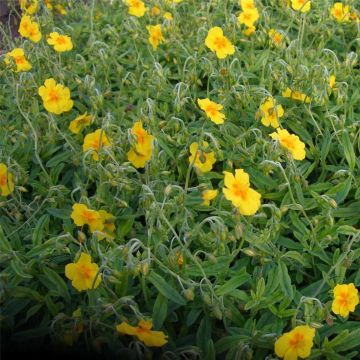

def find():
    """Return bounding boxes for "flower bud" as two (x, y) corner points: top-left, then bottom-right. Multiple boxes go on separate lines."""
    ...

(183, 288), (195, 301)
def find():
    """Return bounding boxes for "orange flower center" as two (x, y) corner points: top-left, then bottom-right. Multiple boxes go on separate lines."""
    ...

(82, 210), (97, 223)
(289, 333), (304, 348)
(232, 183), (248, 199)
(205, 104), (219, 117)
(334, 9), (343, 17)
(281, 137), (296, 150)
(79, 264), (93, 279)
(134, 130), (146, 144)
(132, 0), (141, 8)
(297, 0), (305, 4)
(214, 36), (227, 50)
(56, 36), (67, 45)
(48, 89), (60, 102)
(243, 13), (253, 21)
(273, 34), (282, 43)
(0, 174), (7, 186)
(14, 56), (25, 65)
(338, 292), (349, 306)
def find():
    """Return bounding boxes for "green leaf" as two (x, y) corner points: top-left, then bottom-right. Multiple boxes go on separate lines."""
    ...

(42, 267), (70, 302)
(215, 269), (250, 296)
(152, 293), (168, 329)
(148, 271), (186, 306)
(277, 261), (293, 300)
(342, 131), (356, 170)
(32, 214), (50, 246)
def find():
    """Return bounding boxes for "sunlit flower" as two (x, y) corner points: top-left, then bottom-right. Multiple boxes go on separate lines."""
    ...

(332, 283), (359, 317)
(127, 122), (154, 168)
(4, 48), (32, 72)
(0, 163), (15, 197)
(189, 142), (216, 173)
(19, 0), (38, 15)
(147, 24), (165, 50)
(44, 0), (53, 9)
(54, 4), (67, 15)
(205, 27), (235, 59)
(238, 9), (259, 27)
(71, 203), (104, 232)
(243, 26), (256, 36)
(150, 6), (161, 16)
(268, 29), (284, 47)
(83, 129), (111, 161)
(197, 98), (226, 125)
(275, 325), (315, 360)
(163, 12), (173, 20)
(47, 32), (73, 52)
(69, 113), (92, 134)
(291, 0), (311, 13)
(65, 253), (101, 291)
(282, 87), (311, 103)
(116, 320), (168, 347)
(329, 75), (336, 89)
(97, 210), (116, 240)
(176, 251), (184, 266)
(258, 98), (284, 128)
(223, 169), (261, 216)
(270, 128), (306, 160)
(18, 15), (42, 43)
(202, 189), (218, 206)
(330, 2), (350, 22)
(125, 0), (147, 17)
(240, 0), (256, 11)
(38, 78), (73, 115)
(166, 0), (182, 3)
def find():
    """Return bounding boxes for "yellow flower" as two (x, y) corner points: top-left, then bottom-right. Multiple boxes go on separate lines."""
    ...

(275, 325), (315, 360)
(83, 129), (111, 161)
(202, 189), (218, 206)
(329, 75), (336, 89)
(259, 98), (284, 128)
(19, 0), (38, 15)
(223, 169), (261, 216)
(147, 24), (165, 50)
(71, 203), (104, 233)
(38, 78), (73, 115)
(291, 0), (311, 13)
(18, 15), (42, 43)
(243, 26), (256, 36)
(238, 9), (259, 27)
(126, 0), (146, 17)
(163, 12), (173, 20)
(127, 122), (154, 168)
(205, 27), (235, 59)
(268, 29), (284, 47)
(65, 253), (101, 291)
(332, 283), (359, 317)
(240, 0), (256, 11)
(4, 48), (32, 72)
(150, 6), (161, 16)
(330, 2), (350, 22)
(44, 0), (53, 9)
(189, 142), (216, 173)
(0, 163), (15, 197)
(47, 32), (73, 52)
(116, 320), (168, 347)
(97, 210), (116, 240)
(270, 128), (306, 160)
(282, 87), (311, 103)
(69, 113), (92, 134)
(54, 4), (67, 15)
(166, 0), (182, 3)
(176, 251), (184, 266)
(197, 98), (226, 125)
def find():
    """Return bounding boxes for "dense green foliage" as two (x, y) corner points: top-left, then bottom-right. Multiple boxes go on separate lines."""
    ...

(1, 0), (360, 359)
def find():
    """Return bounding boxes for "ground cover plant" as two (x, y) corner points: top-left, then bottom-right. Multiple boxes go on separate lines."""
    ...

(1, 0), (360, 359)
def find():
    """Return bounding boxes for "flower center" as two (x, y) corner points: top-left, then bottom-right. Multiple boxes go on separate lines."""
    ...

(56, 36), (67, 45)
(338, 292), (349, 306)
(82, 210), (97, 223)
(281, 137), (296, 150)
(232, 183), (248, 199)
(214, 36), (227, 50)
(205, 104), (218, 117)
(48, 89), (60, 102)
(79, 264), (93, 279)
(0, 174), (7, 186)
(289, 333), (304, 348)
(14, 56), (25, 65)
